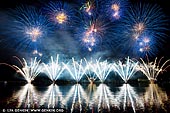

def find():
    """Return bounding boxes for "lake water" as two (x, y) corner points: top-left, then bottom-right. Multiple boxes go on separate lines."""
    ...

(0, 82), (170, 113)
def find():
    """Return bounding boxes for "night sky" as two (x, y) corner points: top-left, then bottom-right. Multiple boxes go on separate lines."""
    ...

(0, 0), (169, 81)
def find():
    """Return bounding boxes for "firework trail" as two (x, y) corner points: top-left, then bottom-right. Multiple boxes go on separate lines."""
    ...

(137, 56), (170, 83)
(112, 57), (138, 83)
(42, 55), (65, 83)
(0, 56), (42, 83)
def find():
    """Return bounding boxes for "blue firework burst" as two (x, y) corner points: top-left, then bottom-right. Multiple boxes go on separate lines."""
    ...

(0, 5), (54, 56)
(115, 1), (168, 58)
(75, 15), (116, 53)
(100, 0), (129, 21)
(42, 0), (78, 30)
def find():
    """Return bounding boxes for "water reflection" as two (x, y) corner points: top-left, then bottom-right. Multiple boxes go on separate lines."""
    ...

(90, 83), (118, 112)
(40, 84), (63, 108)
(144, 83), (168, 110)
(11, 83), (39, 108)
(1, 82), (170, 112)
(62, 84), (87, 113)
(115, 84), (144, 113)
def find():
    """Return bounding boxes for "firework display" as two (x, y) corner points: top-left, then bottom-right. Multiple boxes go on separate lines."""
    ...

(0, 55), (169, 84)
(0, 0), (169, 112)
(0, 0), (168, 58)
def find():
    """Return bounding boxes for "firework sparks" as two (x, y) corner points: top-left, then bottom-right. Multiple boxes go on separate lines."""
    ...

(91, 59), (113, 82)
(55, 12), (68, 24)
(115, 2), (168, 57)
(42, 55), (65, 83)
(1, 5), (53, 53)
(137, 57), (170, 83)
(63, 58), (86, 83)
(76, 15), (113, 52)
(43, 1), (76, 29)
(101, 0), (128, 21)
(112, 57), (138, 83)
(26, 27), (42, 42)
(80, 0), (97, 16)
(0, 56), (41, 83)
(84, 58), (98, 83)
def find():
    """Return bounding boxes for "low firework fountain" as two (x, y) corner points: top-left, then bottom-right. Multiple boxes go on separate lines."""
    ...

(84, 58), (98, 83)
(138, 57), (170, 83)
(89, 58), (113, 83)
(42, 55), (65, 84)
(112, 57), (138, 83)
(0, 56), (41, 84)
(115, 84), (144, 113)
(63, 58), (86, 83)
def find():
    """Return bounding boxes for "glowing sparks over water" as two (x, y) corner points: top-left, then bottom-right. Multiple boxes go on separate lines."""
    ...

(112, 57), (138, 83)
(11, 84), (38, 108)
(0, 56), (41, 83)
(63, 58), (86, 83)
(137, 57), (170, 82)
(144, 83), (168, 108)
(62, 84), (87, 113)
(86, 83), (97, 108)
(40, 84), (63, 108)
(91, 84), (118, 112)
(89, 58), (112, 82)
(115, 84), (144, 113)
(84, 58), (98, 83)
(43, 55), (65, 82)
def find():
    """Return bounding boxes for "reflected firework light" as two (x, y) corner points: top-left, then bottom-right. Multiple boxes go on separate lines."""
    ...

(144, 83), (168, 108)
(115, 84), (144, 113)
(91, 83), (119, 112)
(11, 84), (39, 108)
(61, 84), (87, 113)
(40, 84), (63, 108)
